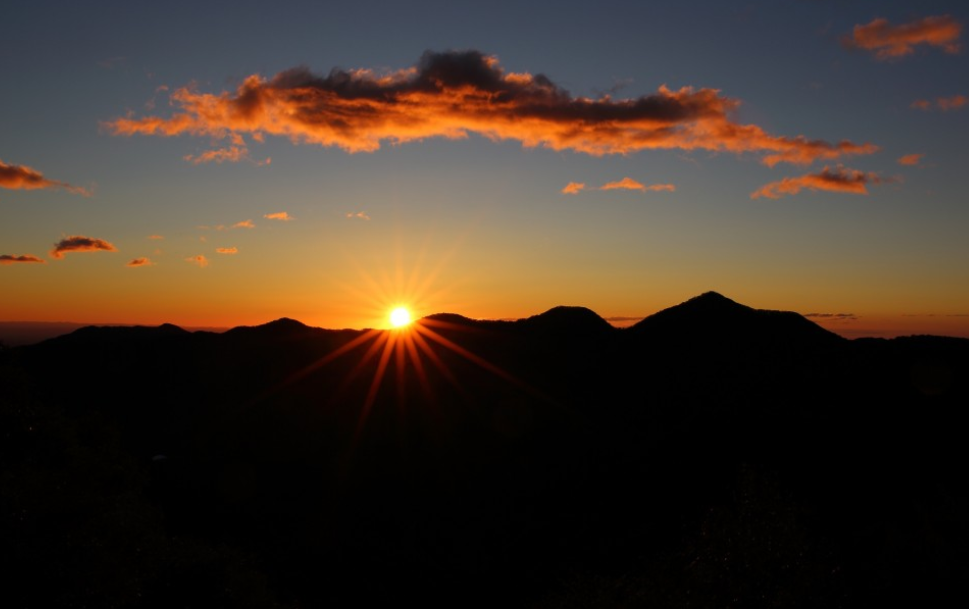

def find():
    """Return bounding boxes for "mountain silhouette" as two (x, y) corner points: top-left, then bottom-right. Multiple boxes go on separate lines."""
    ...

(630, 290), (842, 346)
(223, 316), (314, 338)
(3, 292), (968, 607)
(513, 305), (614, 337)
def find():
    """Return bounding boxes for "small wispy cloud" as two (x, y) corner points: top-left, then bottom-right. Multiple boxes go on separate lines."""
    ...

(843, 15), (962, 59)
(563, 177), (676, 194)
(561, 182), (586, 195)
(183, 140), (271, 166)
(198, 219), (256, 231)
(216, 247), (238, 254)
(50, 236), (117, 259)
(937, 94), (967, 110)
(803, 312), (858, 321)
(1, 254), (46, 265)
(751, 165), (895, 199)
(911, 94), (967, 111)
(897, 153), (924, 166)
(263, 211), (293, 221)
(98, 56), (126, 70)
(600, 177), (675, 192)
(147, 234), (164, 240)
(126, 257), (153, 267)
(346, 211), (371, 220)
(1, 159), (91, 197)
(186, 254), (209, 268)
(601, 177), (648, 191)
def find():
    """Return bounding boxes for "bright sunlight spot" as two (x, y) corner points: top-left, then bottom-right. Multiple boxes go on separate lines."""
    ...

(389, 306), (412, 328)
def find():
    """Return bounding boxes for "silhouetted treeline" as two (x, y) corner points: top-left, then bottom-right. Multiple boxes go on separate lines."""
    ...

(2, 292), (967, 607)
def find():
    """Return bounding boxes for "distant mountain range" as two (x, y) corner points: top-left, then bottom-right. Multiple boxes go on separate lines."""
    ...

(0, 320), (229, 347)
(3, 292), (967, 607)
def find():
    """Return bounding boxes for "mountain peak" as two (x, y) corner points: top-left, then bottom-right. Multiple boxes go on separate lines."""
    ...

(517, 306), (614, 335)
(265, 317), (308, 330)
(225, 317), (312, 338)
(679, 291), (749, 311)
(630, 292), (841, 345)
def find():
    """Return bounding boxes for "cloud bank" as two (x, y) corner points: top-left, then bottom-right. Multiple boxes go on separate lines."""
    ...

(106, 50), (876, 167)
(844, 15), (962, 59)
(0, 160), (90, 196)
(1, 254), (46, 265)
(751, 165), (893, 199)
(50, 236), (117, 259)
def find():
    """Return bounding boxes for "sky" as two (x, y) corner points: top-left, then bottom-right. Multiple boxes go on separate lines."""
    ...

(2, 0), (967, 337)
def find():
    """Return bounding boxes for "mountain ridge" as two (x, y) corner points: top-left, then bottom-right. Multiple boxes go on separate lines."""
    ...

(4, 290), (968, 607)
(4, 292), (965, 346)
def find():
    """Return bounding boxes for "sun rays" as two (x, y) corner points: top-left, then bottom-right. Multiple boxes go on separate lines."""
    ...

(255, 240), (542, 448)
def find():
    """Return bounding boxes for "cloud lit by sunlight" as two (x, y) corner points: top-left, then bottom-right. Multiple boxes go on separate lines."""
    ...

(1, 159), (91, 196)
(50, 236), (117, 259)
(751, 165), (895, 199)
(1, 254), (46, 265)
(106, 50), (877, 168)
(845, 15), (962, 60)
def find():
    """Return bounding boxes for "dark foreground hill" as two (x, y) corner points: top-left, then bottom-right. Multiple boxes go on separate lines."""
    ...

(2, 292), (968, 607)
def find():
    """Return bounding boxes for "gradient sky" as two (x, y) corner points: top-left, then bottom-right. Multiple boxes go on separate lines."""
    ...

(2, 0), (967, 337)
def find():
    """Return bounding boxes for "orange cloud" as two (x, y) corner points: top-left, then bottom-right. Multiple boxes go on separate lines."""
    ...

(184, 145), (249, 164)
(937, 94), (967, 110)
(147, 234), (164, 240)
(561, 182), (586, 195)
(216, 247), (238, 254)
(105, 50), (876, 167)
(126, 257), (153, 267)
(601, 177), (646, 191)
(50, 236), (117, 259)
(1, 254), (46, 265)
(263, 211), (292, 221)
(184, 143), (271, 165)
(199, 220), (255, 231)
(346, 211), (371, 220)
(912, 94), (967, 111)
(897, 153), (924, 166)
(186, 254), (209, 268)
(751, 165), (893, 199)
(845, 15), (962, 59)
(0, 160), (91, 196)
(599, 177), (676, 192)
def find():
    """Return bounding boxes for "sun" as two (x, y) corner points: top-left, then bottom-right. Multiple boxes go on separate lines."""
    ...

(389, 306), (412, 328)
